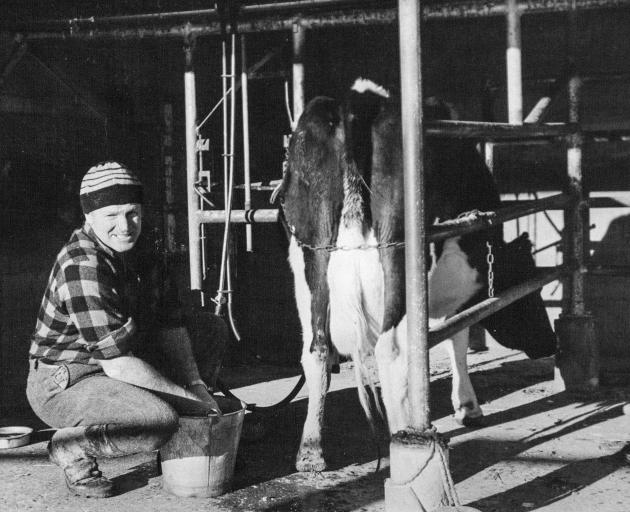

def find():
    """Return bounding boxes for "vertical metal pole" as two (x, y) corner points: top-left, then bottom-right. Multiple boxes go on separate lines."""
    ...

(554, 3), (598, 392)
(241, 34), (253, 252)
(386, 8), (457, 510)
(292, 22), (306, 124)
(506, 0), (523, 124)
(565, 75), (586, 315)
(398, 0), (430, 432)
(184, 41), (202, 291)
(162, 103), (176, 254)
(564, 1), (587, 316)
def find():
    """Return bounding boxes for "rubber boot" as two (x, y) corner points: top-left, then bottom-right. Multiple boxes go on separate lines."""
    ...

(48, 425), (118, 498)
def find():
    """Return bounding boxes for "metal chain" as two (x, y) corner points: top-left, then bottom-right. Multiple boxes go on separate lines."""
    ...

(295, 239), (406, 252)
(486, 241), (495, 298)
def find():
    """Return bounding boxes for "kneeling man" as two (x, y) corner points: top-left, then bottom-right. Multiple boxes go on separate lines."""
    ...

(27, 162), (226, 498)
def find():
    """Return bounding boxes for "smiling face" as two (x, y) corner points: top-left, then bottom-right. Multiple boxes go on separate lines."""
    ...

(85, 203), (142, 253)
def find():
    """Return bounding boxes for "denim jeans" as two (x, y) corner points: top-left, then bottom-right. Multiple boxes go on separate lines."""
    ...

(26, 316), (227, 458)
(26, 359), (179, 456)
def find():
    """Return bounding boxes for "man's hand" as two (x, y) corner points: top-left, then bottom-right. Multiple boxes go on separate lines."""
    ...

(188, 383), (221, 413)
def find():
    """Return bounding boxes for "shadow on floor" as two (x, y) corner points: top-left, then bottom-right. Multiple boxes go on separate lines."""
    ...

(226, 356), (557, 490)
(467, 446), (629, 512)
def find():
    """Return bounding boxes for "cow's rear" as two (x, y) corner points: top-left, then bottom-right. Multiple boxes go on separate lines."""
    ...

(280, 79), (557, 472)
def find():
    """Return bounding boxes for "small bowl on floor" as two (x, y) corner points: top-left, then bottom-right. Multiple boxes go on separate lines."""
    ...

(0, 426), (33, 449)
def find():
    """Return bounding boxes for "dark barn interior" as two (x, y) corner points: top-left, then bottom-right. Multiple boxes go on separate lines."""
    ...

(1, 1), (630, 509)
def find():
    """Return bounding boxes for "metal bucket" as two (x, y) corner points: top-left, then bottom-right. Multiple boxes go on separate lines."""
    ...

(159, 397), (246, 497)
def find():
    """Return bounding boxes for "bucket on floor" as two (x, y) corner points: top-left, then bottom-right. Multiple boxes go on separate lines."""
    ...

(159, 396), (246, 497)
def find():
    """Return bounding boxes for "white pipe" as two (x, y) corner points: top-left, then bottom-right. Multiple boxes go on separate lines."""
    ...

(506, 0), (523, 124)
(215, 33), (238, 315)
(198, 209), (279, 223)
(184, 45), (202, 291)
(292, 22), (306, 125)
(241, 34), (253, 252)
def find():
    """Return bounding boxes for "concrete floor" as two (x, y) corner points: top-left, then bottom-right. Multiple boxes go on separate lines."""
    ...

(1, 339), (630, 512)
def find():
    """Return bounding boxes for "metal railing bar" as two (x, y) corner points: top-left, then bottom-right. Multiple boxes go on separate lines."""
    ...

(428, 193), (571, 242)
(426, 120), (576, 141)
(194, 194), (571, 232)
(10, 0), (630, 40)
(429, 266), (566, 346)
(197, 208), (280, 224)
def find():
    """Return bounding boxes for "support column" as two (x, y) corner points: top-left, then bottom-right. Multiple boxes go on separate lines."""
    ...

(554, 6), (598, 392)
(292, 22), (306, 124)
(386, 1), (460, 510)
(506, 0), (523, 125)
(162, 103), (176, 254)
(184, 41), (202, 291)
(554, 72), (599, 392)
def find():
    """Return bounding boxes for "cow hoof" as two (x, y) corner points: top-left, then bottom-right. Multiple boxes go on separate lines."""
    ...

(453, 406), (484, 427)
(295, 451), (327, 473)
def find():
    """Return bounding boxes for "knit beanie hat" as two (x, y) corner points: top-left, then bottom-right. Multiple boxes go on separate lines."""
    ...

(79, 161), (143, 214)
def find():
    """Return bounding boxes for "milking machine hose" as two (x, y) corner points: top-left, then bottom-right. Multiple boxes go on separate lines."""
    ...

(215, 373), (305, 414)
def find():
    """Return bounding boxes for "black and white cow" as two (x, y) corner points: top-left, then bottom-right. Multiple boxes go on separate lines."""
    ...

(278, 79), (556, 472)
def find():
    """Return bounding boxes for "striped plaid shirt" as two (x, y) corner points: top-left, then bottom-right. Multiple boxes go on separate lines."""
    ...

(29, 225), (138, 364)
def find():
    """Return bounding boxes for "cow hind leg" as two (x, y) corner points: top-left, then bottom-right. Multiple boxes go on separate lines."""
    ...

(289, 238), (330, 472)
(296, 342), (330, 472)
(445, 327), (484, 426)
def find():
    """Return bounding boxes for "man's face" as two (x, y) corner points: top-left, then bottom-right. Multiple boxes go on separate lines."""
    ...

(85, 203), (142, 253)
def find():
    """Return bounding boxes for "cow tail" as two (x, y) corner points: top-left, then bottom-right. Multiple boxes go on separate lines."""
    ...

(351, 342), (380, 438)
(351, 309), (385, 427)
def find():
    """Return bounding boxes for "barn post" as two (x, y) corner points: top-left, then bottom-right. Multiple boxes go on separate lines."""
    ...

(292, 21), (306, 123)
(162, 103), (177, 254)
(385, 1), (459, 510)
(554, 6), (599, 392)
(184, 37), (203, 291)
(506, 0), (523, 125)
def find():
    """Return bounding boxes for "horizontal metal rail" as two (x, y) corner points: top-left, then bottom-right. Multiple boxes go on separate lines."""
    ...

(428, 193), (571, 242)
(429, 266), (566, 346)
(426, 120), (576, 141)
(195, 194), (570, 235)
(197, 208), (279, 224)
(502, 195), (630, 209)
(8, 0), (630, 40)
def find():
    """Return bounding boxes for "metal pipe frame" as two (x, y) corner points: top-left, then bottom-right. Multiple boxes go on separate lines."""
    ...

(162, 103), (177, 254)
(398, 0), (431, 433)
(292, 22), (306, 123)
(429, 267), (566, 345)
(564, 87), (587, 315)
(562, 2), (588, 316)
(428, 193), (570, 241)
(425, 120), (576, 140)
(524, 65), (574, 124)
(197, 208), (279, 224)
(195, 194), (569, 241)
(10, 0), (630, 40)
(241, 35), (253, 252)
(184, 42), (202, 291)
(506, 0), (523, 124)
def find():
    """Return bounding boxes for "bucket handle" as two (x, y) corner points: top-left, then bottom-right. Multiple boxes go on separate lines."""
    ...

(208, 407), (223, 418)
